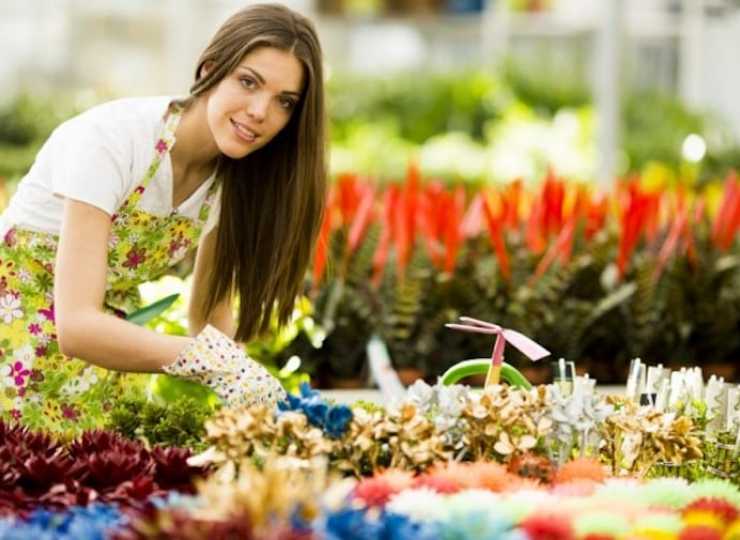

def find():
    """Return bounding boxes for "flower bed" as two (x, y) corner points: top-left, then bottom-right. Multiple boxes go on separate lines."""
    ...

(2, 366), (738, 539)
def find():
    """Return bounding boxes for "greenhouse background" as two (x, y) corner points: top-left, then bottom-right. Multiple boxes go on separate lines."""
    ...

(3, 2), (740, 537)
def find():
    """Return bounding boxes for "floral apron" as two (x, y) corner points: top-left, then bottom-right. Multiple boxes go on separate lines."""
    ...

(0, 102), (219, 434)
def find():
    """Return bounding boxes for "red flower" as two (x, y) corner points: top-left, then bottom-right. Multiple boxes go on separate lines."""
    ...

(684, 498), (739, 524)
(155, 139), (168, 154)
(678, 526), (722, 540)
(520, 514), (575, 540)
(61, 405), (79, 420)
(123, 247), (147, 269)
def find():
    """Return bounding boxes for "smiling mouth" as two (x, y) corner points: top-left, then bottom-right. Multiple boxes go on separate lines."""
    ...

(230, 119), (259, 143)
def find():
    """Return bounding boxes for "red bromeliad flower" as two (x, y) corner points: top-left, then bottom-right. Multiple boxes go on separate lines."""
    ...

(711, 171), (740, 251)
(483, 189), (511, 281)
(0, 421), (206, 516)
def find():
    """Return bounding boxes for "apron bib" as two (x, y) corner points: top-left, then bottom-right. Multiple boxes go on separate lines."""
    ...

(0, 102), (219, 434)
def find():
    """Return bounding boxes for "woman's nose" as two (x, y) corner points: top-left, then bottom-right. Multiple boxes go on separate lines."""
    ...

(246, 93), (269, 123)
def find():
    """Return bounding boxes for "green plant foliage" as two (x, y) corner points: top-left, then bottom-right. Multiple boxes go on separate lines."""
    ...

(106, 387), (214, 451)
(623, 91), (706, 172)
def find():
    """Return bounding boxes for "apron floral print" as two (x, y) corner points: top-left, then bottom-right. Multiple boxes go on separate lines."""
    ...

(0, 102), (219, 434)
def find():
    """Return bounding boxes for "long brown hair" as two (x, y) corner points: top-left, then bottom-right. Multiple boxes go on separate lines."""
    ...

(186, 4), (326, 341)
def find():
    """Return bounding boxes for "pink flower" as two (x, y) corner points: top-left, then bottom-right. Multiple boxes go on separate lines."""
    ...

(28, 323), (42, 335)
(8, 361), (30, 386)
(38, 304), (55, 323)
(155, 139), (168, 154)
(62, 404), (79, 420)
(3, 228), (16, 247)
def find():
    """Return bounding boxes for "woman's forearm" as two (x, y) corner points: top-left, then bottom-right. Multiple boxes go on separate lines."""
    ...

(57, 308), (190, 373)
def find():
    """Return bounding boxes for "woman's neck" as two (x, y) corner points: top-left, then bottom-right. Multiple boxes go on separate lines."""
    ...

(170, 97), (220, 178)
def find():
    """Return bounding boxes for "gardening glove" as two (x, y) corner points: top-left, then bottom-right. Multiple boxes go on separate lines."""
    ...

(163, 324), (286, 408)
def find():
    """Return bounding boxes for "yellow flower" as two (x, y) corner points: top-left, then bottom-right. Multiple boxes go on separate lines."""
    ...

(683, 510), (724, 530)
(724, 519), (740, 540)
(630, 528), (676, 540)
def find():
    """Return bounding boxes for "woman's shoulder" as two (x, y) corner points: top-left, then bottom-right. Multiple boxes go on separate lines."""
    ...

(61, 96), (175, 135)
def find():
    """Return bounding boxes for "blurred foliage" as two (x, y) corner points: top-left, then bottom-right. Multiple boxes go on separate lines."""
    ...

(623, 91), (706, 172)
(2, 67), (738, 184)
(328, 70), (509, 143)
(0, 94), (79, 181)
(502, 55), (591, 115)
(106, 384), (213, 451)
(277, 173), (740, 386)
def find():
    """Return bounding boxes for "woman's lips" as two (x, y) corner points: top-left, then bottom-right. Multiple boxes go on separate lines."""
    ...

(230, 119), (258, 143)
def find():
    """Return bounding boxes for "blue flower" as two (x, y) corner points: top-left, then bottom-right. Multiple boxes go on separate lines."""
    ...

(278, 392), (303, 411)
(299, 382), (321, 400)
(278, 384), (353, 439)
(324, 507), (384, 540)
(304, 398), (330, 428)
(325, 405), (353, 438)
(5, 504), (126, 540)
(382, 512), (439, 540)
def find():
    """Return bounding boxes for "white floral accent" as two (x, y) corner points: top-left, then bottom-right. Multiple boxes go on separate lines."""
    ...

(12, 345), (34, 365)
(0, 294), (23, 324)
(60, 366), (99, 396)
(17, 269), (32, 283)
(170, 245), (188, 261)
(386, 488), (449, 522)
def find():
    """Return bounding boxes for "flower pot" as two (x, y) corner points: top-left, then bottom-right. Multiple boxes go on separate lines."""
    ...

(396, 367), (425, 387)
(520, 365), (550, 386)
(704, 363), (736, 381)
(328, 376), (366, 389)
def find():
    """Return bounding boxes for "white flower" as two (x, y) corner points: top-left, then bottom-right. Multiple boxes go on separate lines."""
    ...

(170, 245), (188, 261)
(0, 294), (23, 324)
(386, 488), (448, 522)
(12, 345), (34, 365)
(17, 269), (32, 283)
(61, 367), (99, 396)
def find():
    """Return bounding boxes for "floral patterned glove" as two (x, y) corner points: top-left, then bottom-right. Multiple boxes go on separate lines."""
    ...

(163, 324), (286, 407)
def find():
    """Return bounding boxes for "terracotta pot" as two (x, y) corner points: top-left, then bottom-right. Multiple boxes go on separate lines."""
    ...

(520, 365), (550, 386)
(397, 367), (425, 387)
(327, 376), (366, 389)
(704, 363), (737, 382)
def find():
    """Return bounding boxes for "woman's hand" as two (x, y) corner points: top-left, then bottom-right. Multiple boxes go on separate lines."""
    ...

(162, 324), (286, 407)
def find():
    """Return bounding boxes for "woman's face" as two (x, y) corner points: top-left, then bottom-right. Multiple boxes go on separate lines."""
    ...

(205, 46), (304, 159)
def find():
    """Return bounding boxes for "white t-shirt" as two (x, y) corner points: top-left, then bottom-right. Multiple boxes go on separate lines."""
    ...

(0, 96), (220, 238)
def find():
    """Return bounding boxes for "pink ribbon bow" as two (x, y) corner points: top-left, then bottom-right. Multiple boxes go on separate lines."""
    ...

(445, 317), (550, 386)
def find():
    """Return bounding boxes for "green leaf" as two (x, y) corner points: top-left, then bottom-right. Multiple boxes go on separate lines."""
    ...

(126, 293), (179, 326)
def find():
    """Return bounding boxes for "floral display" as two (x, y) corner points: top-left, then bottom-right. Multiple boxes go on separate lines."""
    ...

(0, 421), (206, 517)
(0, 370), (739, 538)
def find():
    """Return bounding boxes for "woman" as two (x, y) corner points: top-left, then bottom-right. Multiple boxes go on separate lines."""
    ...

(0, 3), (326, 432)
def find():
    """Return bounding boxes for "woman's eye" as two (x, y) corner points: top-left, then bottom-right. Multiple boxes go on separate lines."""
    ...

(240, 77), (256, 89)
(279, 97), (296, 110)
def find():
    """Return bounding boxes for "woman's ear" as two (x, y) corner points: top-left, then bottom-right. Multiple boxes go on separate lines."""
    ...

(199, 60), (216, 80)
